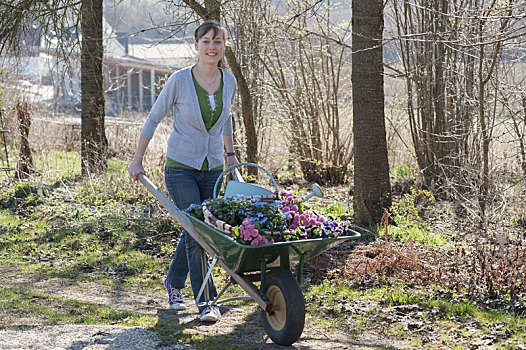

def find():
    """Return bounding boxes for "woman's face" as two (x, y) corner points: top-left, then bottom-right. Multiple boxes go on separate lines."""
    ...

(195, 29), (225, 66)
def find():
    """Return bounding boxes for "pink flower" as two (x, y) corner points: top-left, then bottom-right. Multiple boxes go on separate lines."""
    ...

(241, 230), (251, 241)
(319, 216), (325, 222)
(291, 205), (299, 212)
(299, 214), (306, 221)
(242, 218), (252, 226)
(250, 229), (259, 238)
(259, 236), (269, 245)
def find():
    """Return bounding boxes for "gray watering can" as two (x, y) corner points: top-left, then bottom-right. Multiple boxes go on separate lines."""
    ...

(213, 162), (323, 202)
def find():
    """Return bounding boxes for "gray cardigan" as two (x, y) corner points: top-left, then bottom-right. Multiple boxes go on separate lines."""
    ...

(140, 66), (237, 170)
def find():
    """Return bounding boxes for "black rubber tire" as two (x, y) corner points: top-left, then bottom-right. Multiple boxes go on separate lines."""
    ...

(260, 268), (305, 346)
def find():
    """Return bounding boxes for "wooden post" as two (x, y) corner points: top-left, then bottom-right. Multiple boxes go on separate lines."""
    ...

(127, 69), (132, 110)
(150, 68), (156, 109)
(139, 69), (144, 111)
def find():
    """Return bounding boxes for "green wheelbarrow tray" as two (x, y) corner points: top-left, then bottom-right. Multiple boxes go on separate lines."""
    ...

(185, 211), (360, 273)
(138, 172), (361, 346)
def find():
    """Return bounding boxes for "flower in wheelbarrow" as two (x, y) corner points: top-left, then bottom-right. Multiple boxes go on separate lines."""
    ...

(251, 235), (268, 246)
(237, 218), (268, 246)
(186, 203), (205, 220)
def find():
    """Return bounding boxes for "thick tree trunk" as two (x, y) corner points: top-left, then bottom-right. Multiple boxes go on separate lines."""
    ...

(352, 0), (392, 224)
(80, 0), (107, 175)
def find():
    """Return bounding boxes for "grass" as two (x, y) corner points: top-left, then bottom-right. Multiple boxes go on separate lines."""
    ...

(1, 149), (526, 349)
(0, 285), (157, 327)
(386, 225), (449, 246)
(0, 154), (178, 291)
(304, 280), (526, 347)
(390, 162), (415, 179)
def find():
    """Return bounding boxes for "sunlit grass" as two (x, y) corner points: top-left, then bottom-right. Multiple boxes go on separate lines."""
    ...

(386, 224), (449, 246)
(0, 285), (157, 327)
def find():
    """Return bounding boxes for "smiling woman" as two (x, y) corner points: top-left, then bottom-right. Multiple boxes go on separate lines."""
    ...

(192, 21), (227, 95)
(127, 20), (239, 324)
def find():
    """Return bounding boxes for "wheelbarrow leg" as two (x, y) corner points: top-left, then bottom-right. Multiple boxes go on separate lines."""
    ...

(195, 252), (218, 308)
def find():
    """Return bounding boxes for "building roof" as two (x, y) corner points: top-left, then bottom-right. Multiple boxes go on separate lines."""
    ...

(127, 43), (196, 66)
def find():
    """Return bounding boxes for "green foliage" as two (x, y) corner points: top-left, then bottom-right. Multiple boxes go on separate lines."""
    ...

(318, 201), (352, 220)
(448, 300), (476, 318)
(390, 162), (415, 179)
(385, 288), (420, 306)
(0, 182), (42, 207)
(387, 188), (447, 246)
(391, 188), (434, 230)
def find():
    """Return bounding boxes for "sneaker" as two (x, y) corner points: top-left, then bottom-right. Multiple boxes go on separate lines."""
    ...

(164, 279), (186, 310)
(199, 305), (221, 322)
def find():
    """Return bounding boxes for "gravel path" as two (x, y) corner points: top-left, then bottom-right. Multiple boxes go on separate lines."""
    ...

(0, 325), (192, 350)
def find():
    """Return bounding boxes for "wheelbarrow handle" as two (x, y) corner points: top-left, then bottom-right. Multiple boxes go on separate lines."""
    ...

(138, 174), (195, 233)
(213, 162), (279, 199)
(137, 173), (271, 312)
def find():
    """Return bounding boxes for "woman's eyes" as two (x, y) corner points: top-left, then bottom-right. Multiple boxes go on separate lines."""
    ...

(201, 40), (224, 45)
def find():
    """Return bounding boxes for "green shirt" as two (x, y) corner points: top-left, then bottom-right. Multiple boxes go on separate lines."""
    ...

(166, 70), (224, 170)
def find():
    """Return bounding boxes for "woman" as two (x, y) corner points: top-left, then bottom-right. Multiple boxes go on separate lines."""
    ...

(127, 20), (238, 322)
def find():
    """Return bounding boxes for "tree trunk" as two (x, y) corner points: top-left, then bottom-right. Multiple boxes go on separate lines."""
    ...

(15, 101), (35, 179)
(80, 0), (107, 175)
(352, 0), (392, 224)
(225, 47), (258, 167)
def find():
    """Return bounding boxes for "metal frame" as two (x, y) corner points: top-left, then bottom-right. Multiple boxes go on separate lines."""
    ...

(138, 174), (272, 312)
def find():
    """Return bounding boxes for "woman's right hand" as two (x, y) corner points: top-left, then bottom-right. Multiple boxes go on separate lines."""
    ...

(127, 157), (146, 181)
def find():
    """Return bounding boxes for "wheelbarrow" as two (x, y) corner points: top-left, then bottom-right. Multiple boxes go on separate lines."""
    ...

(138, 163), (360, 346)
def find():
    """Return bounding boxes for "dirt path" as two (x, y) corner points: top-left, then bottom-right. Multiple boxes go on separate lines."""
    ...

(0, 268), (413, 349)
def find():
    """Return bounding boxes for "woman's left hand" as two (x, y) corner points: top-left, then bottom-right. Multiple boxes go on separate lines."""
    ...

(226, 155), (239, 167)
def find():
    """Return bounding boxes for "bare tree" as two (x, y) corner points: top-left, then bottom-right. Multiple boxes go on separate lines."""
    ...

(256, 0), (354, 184)
(390, 0), (526, 222)
(0, 0), (108, 175)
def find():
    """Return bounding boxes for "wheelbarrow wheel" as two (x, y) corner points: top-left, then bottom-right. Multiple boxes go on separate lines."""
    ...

(260, 268), (305, 345)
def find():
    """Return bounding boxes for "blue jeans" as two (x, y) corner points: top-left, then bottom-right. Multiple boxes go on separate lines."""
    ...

(165, 166), (221, 312)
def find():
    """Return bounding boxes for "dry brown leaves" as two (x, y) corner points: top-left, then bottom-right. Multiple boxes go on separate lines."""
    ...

(308, 210), (526, 306)
(309, 212), (446, 286)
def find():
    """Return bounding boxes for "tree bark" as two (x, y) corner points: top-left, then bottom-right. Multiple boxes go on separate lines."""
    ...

(80, 0), (107, 175)
(15, 101), (35, 179)
(352, 0), (392, 224)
